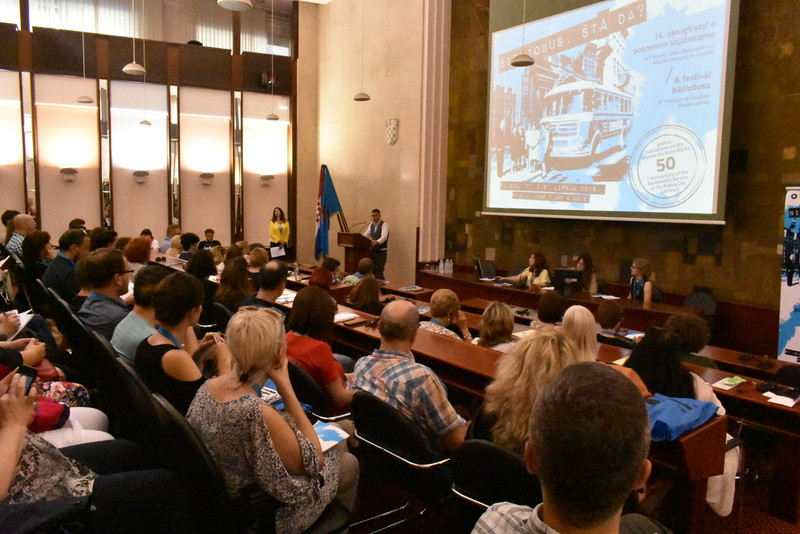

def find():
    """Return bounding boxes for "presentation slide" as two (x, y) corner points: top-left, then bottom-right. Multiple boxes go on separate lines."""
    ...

(485, 0), (737, 223)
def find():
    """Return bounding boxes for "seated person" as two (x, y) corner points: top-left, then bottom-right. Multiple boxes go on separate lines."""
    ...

(286, 286), (353, 411)
(122, 237), (152, 276)
(419, 289), (473, 342)
(342, 258), (374, 285)
(69, 258), (92, 315)
(88, 227), (117, 251)
(178, 233), (200, 261)
(472, 363), (671, 534)
(214, 257), (251, 312)
(576, 253), (599, 294)
(309, 258), (342, 292)
(42, 229), (91, 303)
(112, 266), (170, 365)
(139, 228), (158, 250)
(198, 228), (221, 250)
(352, 300), (468, 453)
(159, 223), (180, 254)
(628, 257), (653, 304)
(135, 272), (231, 414)
(344, 276), (384, 316)
(596, 300), (636, 349)
(0, 372), (195, 532)
(473, 301), (516, 352)
(20, 230), (54, 280)
(246, 246), (268, 290)
(184, 249), (219, 324)
(77, 249), (131, 341)
(625, 327), (737, 516)
(530, 291), (563, 330)
(187, 308), (358, 532)
(165, 235), (183, 258)
(663, 313), (718, 369)
(321, 257), (342, 282)
(496, 252), (550, 289)
(241, 260), (289, 319)
(224, 244), (244, 264)
(475, 330), (582, 455)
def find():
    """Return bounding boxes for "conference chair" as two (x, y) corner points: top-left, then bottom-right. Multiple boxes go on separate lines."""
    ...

(683, 289), (717, 330)
(287, 360), (351, 422)
(212, 302), (234, 332)
(151, 393), (351, 534)
(350, 391), (452, 530)
(45, 287), (99, 387)
(450, 439), (543, 528)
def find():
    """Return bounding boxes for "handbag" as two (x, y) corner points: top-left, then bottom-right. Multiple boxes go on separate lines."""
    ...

(645, 393), (718, 441)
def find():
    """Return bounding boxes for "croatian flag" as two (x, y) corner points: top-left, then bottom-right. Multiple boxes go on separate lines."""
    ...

(314, 165), (343, 259)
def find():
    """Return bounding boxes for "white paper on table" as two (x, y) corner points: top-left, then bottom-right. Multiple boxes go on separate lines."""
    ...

(767, 395), (800, 407)
(600, 295), (621, 300)
(334, 312), (360, 323)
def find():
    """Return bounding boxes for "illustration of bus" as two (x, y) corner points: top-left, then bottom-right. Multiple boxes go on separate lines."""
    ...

(539, 81), (633, 165)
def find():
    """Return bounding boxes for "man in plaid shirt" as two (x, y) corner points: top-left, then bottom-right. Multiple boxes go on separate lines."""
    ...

(352, 300), (467, 453)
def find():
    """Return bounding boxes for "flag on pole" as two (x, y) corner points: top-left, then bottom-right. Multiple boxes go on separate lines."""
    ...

(314, 165), (343, 259)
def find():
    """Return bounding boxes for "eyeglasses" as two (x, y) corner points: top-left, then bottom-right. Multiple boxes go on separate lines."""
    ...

(119, 269), (134, 274)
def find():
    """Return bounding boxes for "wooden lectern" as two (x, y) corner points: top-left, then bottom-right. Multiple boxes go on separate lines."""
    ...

(338, 232), (372, 274)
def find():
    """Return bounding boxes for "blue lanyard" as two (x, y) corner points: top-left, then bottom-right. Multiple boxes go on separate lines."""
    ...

(157, 326), (181, 349)
(430, 318), (445, 327)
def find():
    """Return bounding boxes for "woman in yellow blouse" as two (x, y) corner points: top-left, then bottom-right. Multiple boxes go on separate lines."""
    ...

(269, 207), (290, 257)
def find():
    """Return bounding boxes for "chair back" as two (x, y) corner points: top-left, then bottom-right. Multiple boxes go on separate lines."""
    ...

(288, 360), (336, 419)
(773, 365), (800, 389)
(451, 440), (542, 510)
(45, 288), (98, 386)
(351, 391), (452, 507)
(212, 302), (234, 332)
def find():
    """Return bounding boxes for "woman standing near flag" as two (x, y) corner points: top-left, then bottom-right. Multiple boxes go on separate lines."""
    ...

(269, 207), (290, 258)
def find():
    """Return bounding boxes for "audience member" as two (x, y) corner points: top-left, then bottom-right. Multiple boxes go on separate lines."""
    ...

(477, 330), (581, 455)
(419, 288), (472, 342)
(286, 286), (353, 411)
(474, 301), (515, 352)
(187, 308), (358, 532)
(114, 237), (131, 252)
(165, 235), (183, 258)
(344, 276), (384, 315)
(352, 300), (467, 453)
(139, 228), (158, 250)
(111, 266), (170, 365)
(178, 233), (200, 261)
(67, 218), (86, 230)
(342, 257), (374, 285)
(42, 229), (90, 302)
(247, 246), (268, 289)
(214, 257), (251, 312)
(663, 313), (718, 369)
(321, 257), (342, 282)
(88, 227), (117, 251)
(596, 300), (636, 349)
(184, 249), (218, 323)
(1, 209), (20, 230)
(530, 291), (563, 330)
(5, 214), (36, 257)
(472, 362), (670, 534)
(224, 244), (244, 263)
(0, 371), (195, 532)
(308, 266), (333, 291)
(624, 327), (737, 516)
(199, 228), (221, 250)
(560, 305), (598, 362)
(20, 230), (54, 279)
(69, 257), (91, 314)
(123, 237), (152, 275)
(628, 257), (653, 304)
(159, 223), (180, 254)
(241, 260), (289, 318)
(77, 249), (131, 341)
(135, 272), (231, 414)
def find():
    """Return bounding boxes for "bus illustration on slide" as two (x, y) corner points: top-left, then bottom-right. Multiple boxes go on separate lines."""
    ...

(539, 81), (633, 168)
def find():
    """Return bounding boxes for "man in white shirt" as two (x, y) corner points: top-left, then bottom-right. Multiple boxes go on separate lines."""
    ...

(362, 209), (389, 280)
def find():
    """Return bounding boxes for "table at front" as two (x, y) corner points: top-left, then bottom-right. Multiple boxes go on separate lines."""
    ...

(418, 270), (697, 333)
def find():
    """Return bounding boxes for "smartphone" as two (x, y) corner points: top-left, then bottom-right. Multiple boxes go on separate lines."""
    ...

(17, 365), (38, 395)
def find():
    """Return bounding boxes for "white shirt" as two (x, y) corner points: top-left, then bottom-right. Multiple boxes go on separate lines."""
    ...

(363, 220), (389, 246)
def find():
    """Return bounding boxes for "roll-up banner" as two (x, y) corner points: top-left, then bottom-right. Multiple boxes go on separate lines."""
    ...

(779, 187), (800, 362)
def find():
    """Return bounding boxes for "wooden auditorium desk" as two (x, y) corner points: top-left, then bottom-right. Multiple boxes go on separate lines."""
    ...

(419, 270), (694, 332)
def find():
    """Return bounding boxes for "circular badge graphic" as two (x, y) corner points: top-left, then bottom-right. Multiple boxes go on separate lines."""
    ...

(629, 125), (706, 209)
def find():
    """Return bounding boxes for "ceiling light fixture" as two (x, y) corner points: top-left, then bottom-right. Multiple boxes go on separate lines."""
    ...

(510, 1), (534, 68)
(77, 27), (94, 104)
(217, 0), (252, 11)
(266, 0), (279, 120)
(123, 0), (146, 76)
(354, 0), (370, 101)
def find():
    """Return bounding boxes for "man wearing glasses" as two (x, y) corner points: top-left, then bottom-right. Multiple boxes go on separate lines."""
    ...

(77, 248), (133, 341)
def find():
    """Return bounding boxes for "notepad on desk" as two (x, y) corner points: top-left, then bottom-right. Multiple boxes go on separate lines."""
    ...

(711, 376), (747, 390)
(334, 312), (360, 323)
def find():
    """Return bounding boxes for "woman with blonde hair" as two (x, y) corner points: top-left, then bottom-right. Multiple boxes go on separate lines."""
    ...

(165, 235), (183, 258)
(419, 288), (472, 342)
(478, 330), (582, 454)
(187, 308), (358, 533)
(628, 257), (653, 304)
(560, 305), (597, 362)
(474, 301), (515, 352)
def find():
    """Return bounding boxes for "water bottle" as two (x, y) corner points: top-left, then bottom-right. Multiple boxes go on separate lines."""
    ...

(438, 259), (444, 273)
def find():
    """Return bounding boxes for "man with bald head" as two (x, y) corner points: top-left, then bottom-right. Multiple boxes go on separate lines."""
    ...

(5, 214), (36, 256)
(351, 300), (467, 453)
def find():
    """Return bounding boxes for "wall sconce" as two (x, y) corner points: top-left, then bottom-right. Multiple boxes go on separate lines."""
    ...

(200, 172), (215, 185)
(133, 170), (149, 184)
(60, 168), (78, 182)
(259, 175), (274, 186)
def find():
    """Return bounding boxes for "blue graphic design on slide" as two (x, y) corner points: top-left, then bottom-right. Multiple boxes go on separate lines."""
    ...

(779, 189), (800, 362)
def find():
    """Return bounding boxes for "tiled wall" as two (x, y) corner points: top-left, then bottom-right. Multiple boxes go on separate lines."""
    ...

(446, 0), (800, 308)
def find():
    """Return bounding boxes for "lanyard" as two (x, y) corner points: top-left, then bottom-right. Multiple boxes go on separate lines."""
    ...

(157, 326), (181, 349)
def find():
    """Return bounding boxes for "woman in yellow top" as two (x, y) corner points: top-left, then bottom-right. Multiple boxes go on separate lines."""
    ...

(269, 207), (290, 257)
(496, 252), (550, 289)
